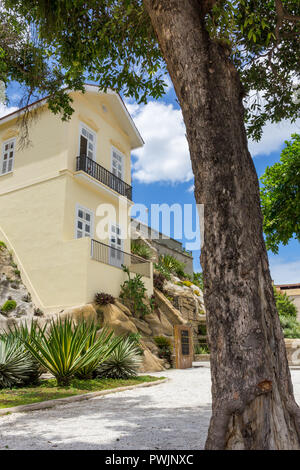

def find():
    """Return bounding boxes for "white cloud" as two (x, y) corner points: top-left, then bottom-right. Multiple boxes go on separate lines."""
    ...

(126, 94), (300, 184)
(269, 257), (300, 284)
(187, 184), (195, 193)
(128, 100), (193, 184)
(0, 103), (18, 118)
(248, 119), (300, 157)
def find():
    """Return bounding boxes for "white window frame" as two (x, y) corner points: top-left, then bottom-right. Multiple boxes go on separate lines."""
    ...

(75, 204), (94, 239)
(109, 223), (124, 267)
(78, 122), (97, 161)
(111, 146), (125, 180)
(1, 137), (16, 175)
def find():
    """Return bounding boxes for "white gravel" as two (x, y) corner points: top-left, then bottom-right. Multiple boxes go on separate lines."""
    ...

(0, 366), (299, 450)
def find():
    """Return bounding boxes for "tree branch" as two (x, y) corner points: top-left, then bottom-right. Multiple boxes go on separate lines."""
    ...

(197, 0), (218, 17)
(275, 0), (300, 43)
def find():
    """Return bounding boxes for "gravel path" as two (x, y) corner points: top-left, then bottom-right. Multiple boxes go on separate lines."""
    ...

(0, 366), (299, 450)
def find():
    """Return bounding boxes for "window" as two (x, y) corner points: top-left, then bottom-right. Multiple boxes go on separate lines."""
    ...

(75, 205), (93, 239)
(79, 124), (96, 161)
(1, 138), (15, 175)
(109, 224), (123, 267)
(181, 330), (190, 356)
(111, 147), (124, 180)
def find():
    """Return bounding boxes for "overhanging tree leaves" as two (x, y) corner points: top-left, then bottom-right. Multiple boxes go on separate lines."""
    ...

(1, 0), (300, 450)
(260, 133), (300, 253)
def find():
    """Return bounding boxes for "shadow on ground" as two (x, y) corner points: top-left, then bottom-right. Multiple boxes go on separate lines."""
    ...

(0, 392), (212, 450)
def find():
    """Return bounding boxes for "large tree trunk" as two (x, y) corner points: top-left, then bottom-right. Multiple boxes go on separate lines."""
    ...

(143, 0), (300, 449)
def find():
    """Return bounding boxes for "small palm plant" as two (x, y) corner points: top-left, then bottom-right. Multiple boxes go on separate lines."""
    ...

(95, 336), (142, 379)
(22, 317), (121, 386)
(0, 335), (39, 388)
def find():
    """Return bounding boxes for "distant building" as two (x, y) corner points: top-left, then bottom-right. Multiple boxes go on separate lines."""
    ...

(275, 283), (300, 322)
(132, 219), (194, 276)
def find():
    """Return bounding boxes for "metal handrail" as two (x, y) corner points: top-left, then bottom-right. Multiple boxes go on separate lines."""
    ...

(91, 239), (151, 278)
(76, 155), (132, 200)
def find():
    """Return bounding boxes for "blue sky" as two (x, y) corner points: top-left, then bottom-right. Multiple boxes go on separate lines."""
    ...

(2, 79), (300, 284)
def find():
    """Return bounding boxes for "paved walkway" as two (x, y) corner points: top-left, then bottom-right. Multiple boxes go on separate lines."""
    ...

(0, 366), (299, 450)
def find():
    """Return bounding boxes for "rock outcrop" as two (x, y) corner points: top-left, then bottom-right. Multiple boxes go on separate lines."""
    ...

(0, 244), (38, 331)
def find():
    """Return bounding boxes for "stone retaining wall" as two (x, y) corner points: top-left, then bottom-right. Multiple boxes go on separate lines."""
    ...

(193, 340), (300, 366)
(285, 338), (300, 366)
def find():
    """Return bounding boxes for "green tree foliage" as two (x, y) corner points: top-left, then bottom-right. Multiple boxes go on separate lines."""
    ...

(260, 134), (300, 253)
(274, 286), (297, 317)
(1, 0), (299, 140)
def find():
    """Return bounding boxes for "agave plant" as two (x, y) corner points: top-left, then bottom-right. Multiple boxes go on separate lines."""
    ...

(4, 320), (47, 378)
(75, 325), (119, 380)
(95, 336), (142, 379)
(22, 317), (122, 386)
(0, 335), (39, 389)
(158, 254), (186, 278)
(5, 319), (46, 345)
(131, 241), (152, 260)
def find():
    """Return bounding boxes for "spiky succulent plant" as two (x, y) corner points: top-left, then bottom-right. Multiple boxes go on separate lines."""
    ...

(95, 337), (142, 379)
(23, 318), (122, 386)
(0, 336), (39, 389)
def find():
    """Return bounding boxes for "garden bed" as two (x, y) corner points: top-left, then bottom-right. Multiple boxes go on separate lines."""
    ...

(0, 376), (164, 409)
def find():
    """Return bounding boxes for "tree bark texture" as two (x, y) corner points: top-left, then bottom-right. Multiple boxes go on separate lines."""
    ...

(143, 0), (300, 450)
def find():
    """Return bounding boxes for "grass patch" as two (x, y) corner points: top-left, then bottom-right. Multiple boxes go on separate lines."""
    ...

(0, 375), (165, 409)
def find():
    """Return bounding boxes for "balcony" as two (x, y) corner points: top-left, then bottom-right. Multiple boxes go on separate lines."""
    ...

(76, 155), (132, 200)
(91, 239), (151, 278)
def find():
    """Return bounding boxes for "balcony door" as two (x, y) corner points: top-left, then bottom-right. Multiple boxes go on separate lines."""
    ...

(109, 224), (123, 268)
(111, 147), (124, 194)
(79, 123), (96, 175)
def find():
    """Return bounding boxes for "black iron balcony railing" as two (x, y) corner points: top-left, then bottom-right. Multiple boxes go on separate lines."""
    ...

(76, 155), (132, 200)
(91, 239), (151, 278)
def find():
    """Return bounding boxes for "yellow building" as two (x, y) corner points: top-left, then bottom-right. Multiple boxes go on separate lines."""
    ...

(0, 85), (153, 314)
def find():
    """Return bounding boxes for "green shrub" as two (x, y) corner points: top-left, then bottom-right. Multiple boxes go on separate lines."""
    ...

(193, 272), (204, 290)
(273, 288), (300, 338)
(154, 335), (173, 365)
(0, 335), (40, 389)
(94, 292), (115, 306)
(198, 324), (207, 336)
(95, 337), (142, 379)
(120, 265), (152, 317)
(1, 300), (17, 313)
(154, 262), (171, 280)
(274, 287), (297, 318)
(0, 241), (6, 250)
(194, 343), (210, 354)
(279, 315), (300, 338)
(131, 241), (152, 260)
(22, 318), (121, 386)
(158, 255), (186, 278)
